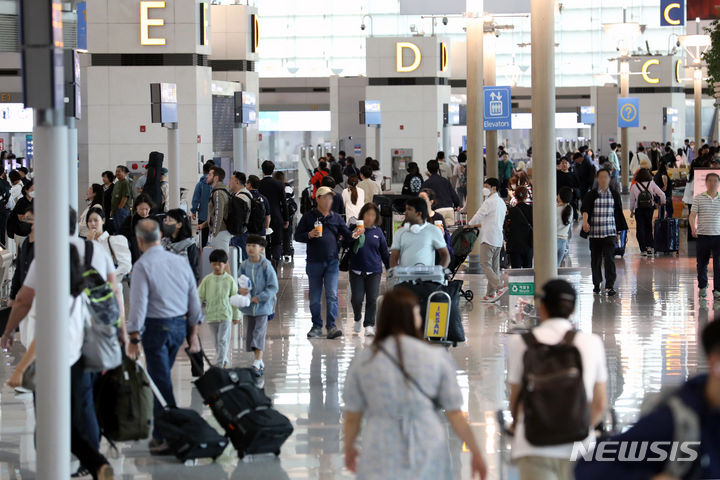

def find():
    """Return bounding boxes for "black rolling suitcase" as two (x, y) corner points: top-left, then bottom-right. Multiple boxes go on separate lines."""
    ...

(191, 352), (294, 458)
(653, 206), (679, 254)
(373, 195), (394, 245)
(141, 362), (228, 462)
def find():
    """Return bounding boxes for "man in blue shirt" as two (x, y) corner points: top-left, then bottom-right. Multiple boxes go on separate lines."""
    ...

(295, 186), (355, 340)
(191, 161), (214, 247)
(576, 319), (720, 479)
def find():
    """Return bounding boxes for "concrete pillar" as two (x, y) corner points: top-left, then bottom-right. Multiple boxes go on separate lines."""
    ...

(167, 125), (180, 209)
(466, 15), (484, 274)
(531, 0), (558, 286)
(484, 30), (498, 179)
(620, 61), (629, 193)
(67, 117), (78, 214)
(695, 69), (702, 156)
(233, 126), (246, 173)
(35, 109), (70, 480)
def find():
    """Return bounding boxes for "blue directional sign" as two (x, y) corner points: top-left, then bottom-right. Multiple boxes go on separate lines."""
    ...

(618, 97), (639, 128)
(660, 0), (684, 27)
(484, 86), (512, 130)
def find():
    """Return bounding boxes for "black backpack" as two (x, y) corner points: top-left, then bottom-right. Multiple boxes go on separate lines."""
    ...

(0, 181), (10, 210)
(519, 330), (589, 446)
(637, 182), (654, 209)
(241, 191), (266, 234)
(214, 189), (249, 236)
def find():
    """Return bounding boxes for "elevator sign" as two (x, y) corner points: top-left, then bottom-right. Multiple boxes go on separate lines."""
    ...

(483, 86), (512, 130)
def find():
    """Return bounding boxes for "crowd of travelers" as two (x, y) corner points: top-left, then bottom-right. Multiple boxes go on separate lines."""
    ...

(0, 139), (719, 480)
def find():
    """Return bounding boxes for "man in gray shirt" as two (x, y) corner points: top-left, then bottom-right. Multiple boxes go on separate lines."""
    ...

(127, 219), (202, 454)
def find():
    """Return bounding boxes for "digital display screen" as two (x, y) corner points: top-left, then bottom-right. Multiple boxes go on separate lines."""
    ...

(0, 104), (34, 132)
(364, 100), (381, 125)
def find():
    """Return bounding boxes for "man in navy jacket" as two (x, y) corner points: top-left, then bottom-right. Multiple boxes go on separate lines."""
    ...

(191, 161), (214, 247)
(575, 319), (720, 479)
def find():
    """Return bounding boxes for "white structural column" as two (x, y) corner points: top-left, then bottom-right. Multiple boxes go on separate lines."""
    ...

(465, 9), (484, 273)
(620, 60), (630, 192)
(167, 125), (180, 210)
(484, 30), (498, 179)
(67, 117), (78, 214)
(233, 126), (246, 174)
(375, 126), (382, 167)
(35, 109), (70, 479)
(531, 0), (558, 286)
(695, 69), (702, 157)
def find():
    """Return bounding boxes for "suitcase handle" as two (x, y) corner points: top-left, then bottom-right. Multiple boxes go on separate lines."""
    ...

(135, 360), (168, 409)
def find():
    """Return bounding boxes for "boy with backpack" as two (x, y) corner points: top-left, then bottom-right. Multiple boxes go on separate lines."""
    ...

(198, 249), (241, 367)
(232, 235), (278, 377)
(507, 280), (608, 480)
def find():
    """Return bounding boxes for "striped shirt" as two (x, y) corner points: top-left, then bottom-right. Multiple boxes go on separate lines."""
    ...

(691, 192), (720, 236)
(589, 189), (616, 239)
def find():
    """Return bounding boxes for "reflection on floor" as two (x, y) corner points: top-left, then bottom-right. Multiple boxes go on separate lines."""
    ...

(0, 225), (709, 479)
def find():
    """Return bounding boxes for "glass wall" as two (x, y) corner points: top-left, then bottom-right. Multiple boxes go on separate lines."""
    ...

(217, 0), (687, 87)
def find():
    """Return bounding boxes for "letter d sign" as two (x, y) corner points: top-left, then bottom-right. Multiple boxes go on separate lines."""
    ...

(396, 42), (422, 73)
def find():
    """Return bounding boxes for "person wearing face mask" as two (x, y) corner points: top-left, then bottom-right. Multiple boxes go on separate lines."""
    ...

(120, 193), (159, 263)
(7, 180), (33, 248)
(161, 208), (200, 283)
(467, 178), (508, 303)
(85, 206), (132, 306)
(9, 206), (34, 307)
(78, 184), (104, 238)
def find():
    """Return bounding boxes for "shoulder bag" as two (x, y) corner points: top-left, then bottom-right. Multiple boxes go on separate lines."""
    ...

(378, 343), (441, 409)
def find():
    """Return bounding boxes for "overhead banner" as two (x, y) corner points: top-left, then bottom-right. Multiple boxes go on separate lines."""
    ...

(618, 97), (640, 128)
(660, 0), (685, 26)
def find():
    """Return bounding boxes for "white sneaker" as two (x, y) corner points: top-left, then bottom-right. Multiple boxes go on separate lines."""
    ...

(365, 326), (376, 336)
(353, 321), (362, 333)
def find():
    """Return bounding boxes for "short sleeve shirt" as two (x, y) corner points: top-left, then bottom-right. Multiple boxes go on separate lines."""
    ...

(507, 319), (608, 460)
(390, 222), (446, 267)
(24, 238), (116, 291)
(111, 179), (133, 212)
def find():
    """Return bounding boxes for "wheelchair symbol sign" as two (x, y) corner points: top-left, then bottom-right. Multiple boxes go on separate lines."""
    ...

(617, 97), (639, 128)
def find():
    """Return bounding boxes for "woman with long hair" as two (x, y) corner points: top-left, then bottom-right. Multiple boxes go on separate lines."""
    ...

(120, 193), (158, 263)
(342, 175), (365, 224)
(162, 208), (200, 283)
(79, 184), (105, 238)
(504, 186), (533, 268)
(343, 289), (487, 479)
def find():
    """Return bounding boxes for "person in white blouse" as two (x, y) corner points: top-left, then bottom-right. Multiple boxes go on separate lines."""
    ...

(85, 206), (132, 288)
(342, 176), (365, 225)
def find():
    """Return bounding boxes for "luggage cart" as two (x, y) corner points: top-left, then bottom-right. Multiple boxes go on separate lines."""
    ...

(423, 290), (452, 346)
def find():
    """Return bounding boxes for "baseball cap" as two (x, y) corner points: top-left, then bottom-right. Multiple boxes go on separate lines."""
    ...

(316, 186), (334, 197)
(538, 279), (577, 306)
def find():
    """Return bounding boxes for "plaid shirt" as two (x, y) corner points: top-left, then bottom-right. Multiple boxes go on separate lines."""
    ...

(589, 188), (616, 238)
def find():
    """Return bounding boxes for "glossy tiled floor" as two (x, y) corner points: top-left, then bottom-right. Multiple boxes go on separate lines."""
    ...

(0, 223), (709, 479)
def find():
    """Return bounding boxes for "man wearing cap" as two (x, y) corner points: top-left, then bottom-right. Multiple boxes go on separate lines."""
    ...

(295, 186), (355, 340)
(507, 279), (608, 480)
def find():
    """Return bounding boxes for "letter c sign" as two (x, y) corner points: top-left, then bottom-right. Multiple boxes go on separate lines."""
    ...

(396, 42), (422, 73)
(660, 0), (684, 26)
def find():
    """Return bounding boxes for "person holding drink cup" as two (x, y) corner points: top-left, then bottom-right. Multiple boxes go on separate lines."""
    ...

(344, 202), (390, 336)
(296, 186), (357, 339)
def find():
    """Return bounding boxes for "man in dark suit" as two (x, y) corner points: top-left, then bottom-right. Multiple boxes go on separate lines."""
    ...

(258, 160), (289, 268)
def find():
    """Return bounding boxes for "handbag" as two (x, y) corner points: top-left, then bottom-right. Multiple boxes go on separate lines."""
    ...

(82, 296), (122, 372)
(378, 343), (441, 409)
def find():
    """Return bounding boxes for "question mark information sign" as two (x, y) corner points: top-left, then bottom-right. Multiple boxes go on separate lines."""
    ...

(618, 97), (640, 128)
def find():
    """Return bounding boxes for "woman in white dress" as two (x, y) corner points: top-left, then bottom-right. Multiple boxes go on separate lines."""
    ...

(85, 206), (132, 290)
(342, 176), (365, 225)
(343, 289), (487, 480)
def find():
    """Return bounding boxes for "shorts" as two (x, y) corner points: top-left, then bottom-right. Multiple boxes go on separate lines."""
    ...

(210, 230), (232, 253)
(245, 315), (268, 352)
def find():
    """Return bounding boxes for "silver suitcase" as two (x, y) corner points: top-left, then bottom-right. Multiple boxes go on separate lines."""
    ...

(387, 265), (446, 288)
(200, 246), (239, 280)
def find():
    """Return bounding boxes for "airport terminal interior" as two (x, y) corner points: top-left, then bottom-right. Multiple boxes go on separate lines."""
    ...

(0, 0), (719, 479)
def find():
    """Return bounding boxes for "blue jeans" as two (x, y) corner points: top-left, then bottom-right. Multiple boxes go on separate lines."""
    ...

(306, 259), (339, 329)
(112, 207), (130, 233)
(231, 233), (248, 260)
(557, 238), (568, 266)
(696, 235), (720, 290)
(142, 316), (187, 440)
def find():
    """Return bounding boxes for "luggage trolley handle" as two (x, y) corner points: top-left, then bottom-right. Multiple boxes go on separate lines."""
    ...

(135, 360), (168, 409)
(425, 290), (452, 342)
